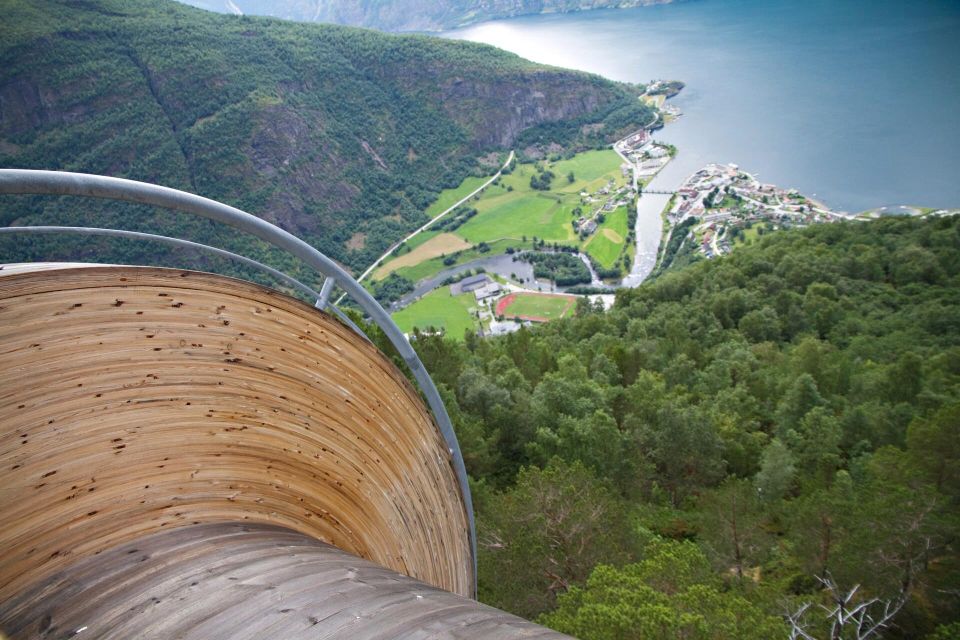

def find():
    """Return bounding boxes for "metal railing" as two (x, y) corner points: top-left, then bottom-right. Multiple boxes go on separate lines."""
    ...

(0, 169), (477, 594)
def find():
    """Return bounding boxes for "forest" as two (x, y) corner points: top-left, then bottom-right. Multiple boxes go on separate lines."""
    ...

(521, 251), (592, 286)
(366, 215), (960, 639)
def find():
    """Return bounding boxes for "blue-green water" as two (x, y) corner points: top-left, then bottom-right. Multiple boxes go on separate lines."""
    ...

(446, 0), (960, 212)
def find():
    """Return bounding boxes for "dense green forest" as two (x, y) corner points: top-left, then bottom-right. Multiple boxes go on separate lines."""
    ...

(0, 0), (652, 279)
(521, 251), (592, 286)
(369, 216), (960, 638)
(176, 0), (673, 32)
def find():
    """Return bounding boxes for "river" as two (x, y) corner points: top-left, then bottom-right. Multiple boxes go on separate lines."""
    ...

(622, 184), (672, 286)
(445, 0), (960, 214)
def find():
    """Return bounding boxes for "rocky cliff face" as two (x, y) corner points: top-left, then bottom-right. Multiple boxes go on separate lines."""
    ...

(179, 0), (674, 32)
(0, 0), (646, 272)
(438, 73), (609, 148)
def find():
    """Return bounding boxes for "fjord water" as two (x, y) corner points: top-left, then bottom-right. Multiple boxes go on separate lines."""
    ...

(446, 0), (960, 212)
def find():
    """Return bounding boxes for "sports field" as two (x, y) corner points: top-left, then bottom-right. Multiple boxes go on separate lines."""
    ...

(392, 287), (478, 339)
(495, 292), (576, 323)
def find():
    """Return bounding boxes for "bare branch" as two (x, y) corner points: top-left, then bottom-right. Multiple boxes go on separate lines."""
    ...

(786, 575), (909, 640)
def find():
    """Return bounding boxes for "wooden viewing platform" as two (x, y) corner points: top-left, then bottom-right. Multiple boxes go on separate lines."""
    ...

(0, 264), (570, 639)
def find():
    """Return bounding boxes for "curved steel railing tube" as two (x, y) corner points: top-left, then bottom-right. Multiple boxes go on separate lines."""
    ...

(0, 225), (324, 300)
(0, 169), (477, 594)
(0, 225), (373, 343)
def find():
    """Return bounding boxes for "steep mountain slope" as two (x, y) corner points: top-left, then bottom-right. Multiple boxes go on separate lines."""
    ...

(177, 0), (674, 32)
(0, 0), (652, 273)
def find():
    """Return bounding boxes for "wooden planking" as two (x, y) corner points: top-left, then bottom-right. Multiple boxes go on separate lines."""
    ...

(0, 522), (570, 639)
(0, 265), (472, 601)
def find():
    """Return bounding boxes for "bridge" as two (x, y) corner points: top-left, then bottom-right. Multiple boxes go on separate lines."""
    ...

(640, 189), (677, 195)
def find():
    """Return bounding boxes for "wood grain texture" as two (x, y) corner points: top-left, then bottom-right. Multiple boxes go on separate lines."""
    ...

(0, 265), (472, 602)
(0, 522), (569, 640)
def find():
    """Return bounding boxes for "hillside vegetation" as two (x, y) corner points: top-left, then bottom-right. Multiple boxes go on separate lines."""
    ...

(177, 0), (674, 32)
(377, 216), (960, 639)
(0, 0), (653, 276)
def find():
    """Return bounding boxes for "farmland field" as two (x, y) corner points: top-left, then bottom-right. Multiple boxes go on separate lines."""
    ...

(550, 150), (626, 190)
(389, 237), (532, 284)
(457, 192), (575, 245)
(372, 233), (471, 279)
(496, 292), (576, 322)
(402, 230), (440, 252)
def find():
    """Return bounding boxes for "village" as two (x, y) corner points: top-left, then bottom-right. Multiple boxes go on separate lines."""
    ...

(569, 127), (672, 240)
(392, 80), (695, 340)
(574, 176), (634, 237)
(665, 163), (845, 259)
(613, 127), (674, 188)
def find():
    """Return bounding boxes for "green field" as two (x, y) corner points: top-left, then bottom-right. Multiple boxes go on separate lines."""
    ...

(374, 149), (633, 285)
(498, 292), (575, 322)
(389, 237), (534, 283)
(392, 287), (478, 339)
(550, 150), (626, 191)
(424, 175), (489, 217)
(458, 190), (575, 244)
(584, 206), (630, 269)
(735, 225), (761, 246)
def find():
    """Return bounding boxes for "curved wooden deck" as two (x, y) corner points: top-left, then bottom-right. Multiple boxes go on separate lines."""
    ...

(0, 522), (568, 640)
(0, 265), (472, 603)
